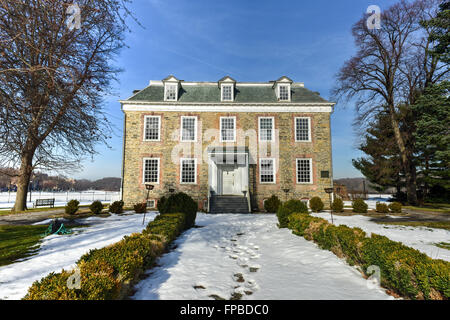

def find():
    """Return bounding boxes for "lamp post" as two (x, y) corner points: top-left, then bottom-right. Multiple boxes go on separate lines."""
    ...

(282, 188), (290, 202)
(143, 184), (154, 225)
(324, 187), (334, 224)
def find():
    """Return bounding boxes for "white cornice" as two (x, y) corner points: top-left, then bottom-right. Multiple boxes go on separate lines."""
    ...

(121, 103), (334, 113)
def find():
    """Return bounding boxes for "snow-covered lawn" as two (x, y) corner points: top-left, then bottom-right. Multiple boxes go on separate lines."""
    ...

(132, 213), (392, 300)
(0, 212), (156, 300)
(0, 190), (121, 209)
(312, 212), (450, 262)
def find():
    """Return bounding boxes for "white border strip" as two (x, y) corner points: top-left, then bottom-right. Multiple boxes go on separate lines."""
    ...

(122, 104), (333, 113)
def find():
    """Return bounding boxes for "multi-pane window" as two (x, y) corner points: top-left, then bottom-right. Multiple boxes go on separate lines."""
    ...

(295, 117), (311, 142)
(147, 200), (156, 208)
(165, 84), (178, 101)
(296, 158), (312, 184)
(143, 158), (160, 184)
(279, 85), (290, 101)
(222, 85), (233, 101)
(259, 117), (274, 141)
(181, 116), (197, 141)
(220, 117), (236, 142)
(260, 159), (275, 183)
(144, 116), (160, 141)
(181, 158), (196, 184)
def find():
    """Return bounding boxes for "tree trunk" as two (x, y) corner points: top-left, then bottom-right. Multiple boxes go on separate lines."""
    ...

(387, 105), (418, 205)
(12, 152), (34, 212)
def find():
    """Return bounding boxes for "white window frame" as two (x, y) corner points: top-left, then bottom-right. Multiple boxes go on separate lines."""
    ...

(220, 116), (236, 142)
(259, 158), (276, 184)
(164, 84), (178, 101)
(278, 84), (291, 101)
(258, 117), (275, 142)
(147, 199), (156, 208)
(221, 84), (234, 102)
(180, 116), (198, 142)
(180, 158), (197, 184)
(295, 117), (311, 142)
(143, 115), (161, 142)
(296, 158), (313, 184)
(142, 158), (160, 185)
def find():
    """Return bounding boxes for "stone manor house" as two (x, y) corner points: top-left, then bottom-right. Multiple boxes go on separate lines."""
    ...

(120, 76), (334, 213)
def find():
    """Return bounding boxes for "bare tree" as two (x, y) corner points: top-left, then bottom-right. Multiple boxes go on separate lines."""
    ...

(332, 0), (448, 205)
(0, 0), (135, 211)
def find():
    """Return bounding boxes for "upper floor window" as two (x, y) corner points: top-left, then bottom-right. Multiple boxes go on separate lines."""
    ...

(279, 85), (290, 101)
(221, 85), (233, 101)
(143, 158), (160, 184)
(260, 158), (276, 183)
(296, 158), (312, 184)
(295, 117), (311, 142)
(144, 116), (160, 141)
(259, 117), (274, 142)
(181, 116), (197, 142)
(220, 117), (236, 142)
(165, 84), (178, 101)
(180, 158), (197, 184)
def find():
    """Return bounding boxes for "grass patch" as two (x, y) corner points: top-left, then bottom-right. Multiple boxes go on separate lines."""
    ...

(0, 205), (94, 216)
(375, 221), (450, 231)
(403, 205), (450, 214)
(435, 242), (450, 250)
(0, 225), (48, 267)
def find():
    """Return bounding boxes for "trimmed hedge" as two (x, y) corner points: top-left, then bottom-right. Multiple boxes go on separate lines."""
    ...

(24, 212), (190, 300)
(65, 200), (79, 215)
(331, 197), (344, 212)
(133, 202), (147, 213)
(158, 192), (197, 229)
(89, 201), (103, 215)
(309, 197), (324, 213)
(287, 213), (450, 300)
(109, 201), (124, 214)
(264, 195), (281, 213)
(376, 202), (389, 213)
(389, 202), (402, 213)
(352, 198), (368, 213)
(276, 200), (308, 228)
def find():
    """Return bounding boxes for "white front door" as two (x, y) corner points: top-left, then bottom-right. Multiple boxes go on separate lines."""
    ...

(222, 166), (236, 195)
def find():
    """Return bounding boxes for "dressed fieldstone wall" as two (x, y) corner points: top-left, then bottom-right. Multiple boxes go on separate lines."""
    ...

(122, 110), (333, 212)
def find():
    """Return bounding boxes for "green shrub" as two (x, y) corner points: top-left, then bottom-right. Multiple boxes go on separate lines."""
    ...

(65, 200), (79, 215)
(376, 202), (389, 213)
(264, 195), (281, 213)
(331, 197), (344, 212)
(309, 197), (324, 212)
(157, 196), (166, 213)
(24, 213), (187, 300)
(158, 192), (197, 229)
(287, 213), (450, 300)
(389, 202), (402, 213)
(89, 200), (103, 215)
(133, 202), (147, 213)
(276, 199), (308, 228)
(352, 198), (368, 213)
(109, 200), (124, 214)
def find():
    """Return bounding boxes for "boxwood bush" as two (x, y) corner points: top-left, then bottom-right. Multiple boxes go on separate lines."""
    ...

(264, 195), (281, 213)
(287, 213), (450, 300)
(331, 197), (344, 212)
(109, 201), (124, 214)
(352, 198), (368, 213)
(133, 202), (147, 213)
(389, 202), (402, 213)
(65, 200), (79, 215)
(89, 200), (103, 215)
(376, 202), (389, 213)
(24, 212), (190, 300)
(309, 197), (324, 213)
(276, 199), (308, 228)
(158, 192), (197, 229)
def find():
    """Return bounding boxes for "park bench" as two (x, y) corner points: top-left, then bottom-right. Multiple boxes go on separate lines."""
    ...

(33, 198), (55, 208)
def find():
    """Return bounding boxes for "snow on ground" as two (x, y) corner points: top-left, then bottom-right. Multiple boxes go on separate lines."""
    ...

(132, 214), (392, 300)
(312, 212), (450, 262)
(344, 194), (393, 210)
(0, 212), (156, 300)
(0, 191), (120, 209)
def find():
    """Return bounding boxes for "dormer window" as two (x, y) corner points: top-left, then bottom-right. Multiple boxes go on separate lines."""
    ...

(221, 85), (233, 101)
(218, 76), (236, 102)
(163, 75), (180, 102)
(279, 85), (290, 101)
(165, 84), (178, 101)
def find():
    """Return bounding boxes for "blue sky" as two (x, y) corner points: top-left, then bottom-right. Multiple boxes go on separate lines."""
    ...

(73, 0), (397, 180)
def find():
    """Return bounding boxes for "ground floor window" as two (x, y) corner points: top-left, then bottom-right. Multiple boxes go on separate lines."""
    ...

(260, 158), (276, 183)
(147, 199), (156, 208)
(143, 158), (160, 184)
(296, 158), (312, 184)
(181, 158), (197, 184)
